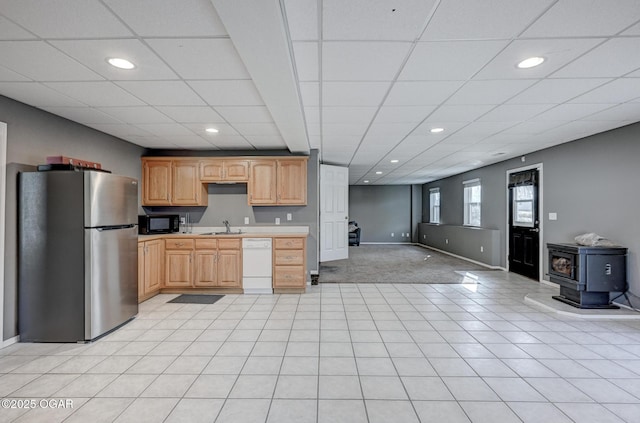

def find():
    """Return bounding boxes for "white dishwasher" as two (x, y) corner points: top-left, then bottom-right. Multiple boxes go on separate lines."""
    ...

(242, 238), (273, 294)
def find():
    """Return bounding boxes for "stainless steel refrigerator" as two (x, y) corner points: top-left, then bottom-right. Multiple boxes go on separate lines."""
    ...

(18, 170), (139, 342)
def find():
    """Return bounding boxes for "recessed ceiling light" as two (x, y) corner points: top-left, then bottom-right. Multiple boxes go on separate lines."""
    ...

(364, 180), (369, 183)
(205, 127), (219, 133)
(517, 56), (545, 69)
(375, 171), (382, 175)
(430, 127), (444, 133)
(107, 57), (135, 70)
(390, 159), (399, 163)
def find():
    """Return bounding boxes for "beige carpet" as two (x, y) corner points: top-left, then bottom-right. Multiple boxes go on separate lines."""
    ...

(319, 244), (494, 283)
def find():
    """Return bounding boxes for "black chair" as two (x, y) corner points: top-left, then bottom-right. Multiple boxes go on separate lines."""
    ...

(348, 221), (361, 246)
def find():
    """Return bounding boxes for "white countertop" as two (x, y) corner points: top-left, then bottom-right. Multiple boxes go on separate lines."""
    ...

(190, 226), (309, 235)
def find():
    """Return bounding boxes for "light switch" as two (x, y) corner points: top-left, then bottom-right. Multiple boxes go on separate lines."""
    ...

(287, 213), (292, 221)
(244, 217), (250, 225)
(549, 212), (557, 221)
(275, 217), (280, 225)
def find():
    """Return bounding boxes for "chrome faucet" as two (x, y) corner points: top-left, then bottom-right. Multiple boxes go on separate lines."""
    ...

(223, 220), (231, 233)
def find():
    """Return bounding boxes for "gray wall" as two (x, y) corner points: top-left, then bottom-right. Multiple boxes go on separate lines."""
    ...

(143, 149), (320, 279)
(422, 122), (640, 297)
(2, 95), (145, 340)
(349, 185), (414, 243)
(411, 185), (423, 243)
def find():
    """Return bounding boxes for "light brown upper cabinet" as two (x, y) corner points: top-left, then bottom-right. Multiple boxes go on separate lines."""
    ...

(200, 159), (249, 183)
(248, 158), (307, 206)
(142, 158), (207, 206)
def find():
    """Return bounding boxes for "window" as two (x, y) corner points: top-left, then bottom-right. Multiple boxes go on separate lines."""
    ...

(513, 185), (534, 227)
(429, 188), (440, 224)
(463, 179), (481, 227)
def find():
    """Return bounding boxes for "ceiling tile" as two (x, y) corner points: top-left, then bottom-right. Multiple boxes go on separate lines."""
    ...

(523, 0), (640, 37)
(134, 123), (195, 137)
(183, 123), (239, 137)
(366, 123), (416, 140)
(411, 121), (468, 135)
(169, 135), (214, 149)
(400, 41), (507, 81)
(552, 37), (640, 78)
(0, 41), (102, 81)
(299, 82), (319, 107)
(97, 106), (174, 124)
(44, 82), (145, 107)
(1, 0), (132, 38)
(427, 105), (494, 122)
(232, 123), (281, 136)
(155, 106), (225, 123)
(422, 0), (553, 40)
(323, 0), (437, 41)
(384, 81), (464, 106)
(292, 42), (319, 81)
(86, 123), (154, 139)
(374, 106), (436, 123)
(0, 15), (37, 39)
(42, 107), (124, 125)
(452, 121), (518, 138)
(206, 136), (254, 150)
(323, 42), (412, 81)
(304, 107), (320, 124)
(532, 103), (614, 121)
(323, 123), (369, 136)
(323, 82), (391, 106)
(146, 39), (250, 80)
(51, 39), (179, 81)
(117, 81), (204, 106)
(622, 21), (640, 35)
(245, 135), (287, 148)
(581, 103), (640, 121)
(569, 78), (640, 104)
(104, 0), (227, 37)
(0, 64), (30, 81)
(477, 104), (554, 122)
(508, 78), (610, 104)
(0, 82), (85, 107)
(446, 80), (536, 105)
(187, 80), (264, 106)
(283, 0), (318, 41)
(215, 106), (274, 123)
(323, 107), (378, 124)
(474, 38), (605, 80)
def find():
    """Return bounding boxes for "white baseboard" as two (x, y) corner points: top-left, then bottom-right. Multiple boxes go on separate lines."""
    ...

(414, 243), (503, 270)
(360, 242), (413, 245)
(1, 335), (19, 350)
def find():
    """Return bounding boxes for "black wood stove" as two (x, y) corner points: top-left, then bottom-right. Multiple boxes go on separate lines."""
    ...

(547, 243), (627, 309)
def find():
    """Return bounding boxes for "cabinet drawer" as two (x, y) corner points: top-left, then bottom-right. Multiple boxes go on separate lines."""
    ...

(274, 266), (305, 287)
(165, 239), (195, 250)
(218, 238), (241, 250)
(195, 238), (217, 250)
(274, 249), (304, 265)
(274, 238), (304, 249)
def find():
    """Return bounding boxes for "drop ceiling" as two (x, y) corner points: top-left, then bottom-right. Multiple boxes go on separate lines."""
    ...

(1, 0), (639, 184)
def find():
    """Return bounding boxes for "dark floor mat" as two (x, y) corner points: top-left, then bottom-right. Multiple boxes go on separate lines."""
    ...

(168, 294), (224, 304)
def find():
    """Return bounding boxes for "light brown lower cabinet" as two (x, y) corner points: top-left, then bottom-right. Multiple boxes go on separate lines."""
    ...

(164, 238), (242, 289)
(273, 237), (306, 291)
(138, 239), (164, 302)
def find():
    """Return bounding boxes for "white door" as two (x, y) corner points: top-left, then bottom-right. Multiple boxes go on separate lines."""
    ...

(320, 164), (349, 262)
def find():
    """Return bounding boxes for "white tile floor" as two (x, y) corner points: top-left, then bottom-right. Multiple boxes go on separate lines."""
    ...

(2, 271), (640, 422)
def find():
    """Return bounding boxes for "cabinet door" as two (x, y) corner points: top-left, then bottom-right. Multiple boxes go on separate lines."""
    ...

(200, 159), (224, 182)
(224, 160), (249, 181)
(173, 160), (206, 206)
(137, 243), (145, 301)
(165, 250), (193, 287)
(145, 239), (163, 293)
(277, 159), (307, 205)
(142, 160), (172, 205)
(248, 160), (277, 205)
(194, 250), (217, 287)
(217, 249), (241, 287)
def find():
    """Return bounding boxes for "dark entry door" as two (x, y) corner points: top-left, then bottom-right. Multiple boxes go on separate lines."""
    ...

(508, 169), (539, 280)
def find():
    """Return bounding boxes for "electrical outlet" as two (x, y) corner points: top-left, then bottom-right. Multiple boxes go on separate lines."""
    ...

(480, 246), (484, 253)
(275, 217), (280, 225)
(286, 213), (292, 221)
(423, 235), (426, 239)
(445, 238), (449, 244)
(391, 233), (394, 237)
(244, 217), (249, 225)
(180, 217), (186, 224)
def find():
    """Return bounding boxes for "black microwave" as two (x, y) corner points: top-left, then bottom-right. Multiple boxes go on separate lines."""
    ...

(138, 214), (180, 235)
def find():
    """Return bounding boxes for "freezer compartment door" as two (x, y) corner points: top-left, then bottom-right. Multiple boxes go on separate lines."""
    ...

(85, 226), (138, 340)
(84, 172), (138, 227)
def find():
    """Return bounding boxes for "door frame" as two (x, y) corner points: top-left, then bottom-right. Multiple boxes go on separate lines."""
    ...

(505, 162), (543, 282)
(0, 122), (7, 347)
